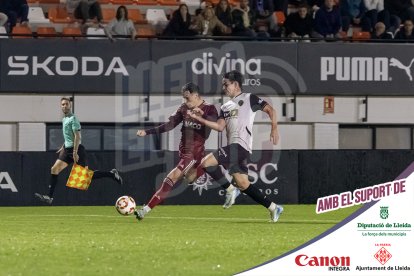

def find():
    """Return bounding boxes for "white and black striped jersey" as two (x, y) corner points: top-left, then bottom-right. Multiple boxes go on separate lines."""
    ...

(219, 93), (268, 153)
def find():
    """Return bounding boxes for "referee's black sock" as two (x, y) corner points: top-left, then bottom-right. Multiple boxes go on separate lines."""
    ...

(243, 184), (272, 208)
(48, 174), (58, 198)
(93, 171), (113, 180)
(205, 166), (231, 188)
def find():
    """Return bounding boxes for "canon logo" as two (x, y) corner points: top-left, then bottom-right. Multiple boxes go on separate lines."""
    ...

(192, 53), (261, 75)
(295, 254), (350, 267)
(7, 56), (129, 76)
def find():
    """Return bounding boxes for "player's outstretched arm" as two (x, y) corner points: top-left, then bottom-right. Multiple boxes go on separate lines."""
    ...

(136, 130), (147, 137)
(262, 104), (279, 145)
(188, 111), (226, 132)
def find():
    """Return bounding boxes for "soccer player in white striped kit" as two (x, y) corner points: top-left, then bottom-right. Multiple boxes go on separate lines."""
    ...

(188, 70), (284, 222)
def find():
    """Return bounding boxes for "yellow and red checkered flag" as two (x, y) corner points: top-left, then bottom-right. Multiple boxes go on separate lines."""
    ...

(66, 164), (94, 191)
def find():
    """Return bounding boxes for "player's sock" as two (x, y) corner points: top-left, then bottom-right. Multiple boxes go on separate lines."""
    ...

(221, 181), (231, 190)
(48, 174), (58, 198)
(268, 202), (276, 212)
(147, 177), (175, 209)
(93, 171), (113, 179)
(242, 184), (272, 208)
(205, 166), (230, 186)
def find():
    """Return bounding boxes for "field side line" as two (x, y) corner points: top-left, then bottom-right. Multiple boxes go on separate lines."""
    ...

(0, 214), (340, 223)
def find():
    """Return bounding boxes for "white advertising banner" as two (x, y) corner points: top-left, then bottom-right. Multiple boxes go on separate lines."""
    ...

(238, 164), (414, 275)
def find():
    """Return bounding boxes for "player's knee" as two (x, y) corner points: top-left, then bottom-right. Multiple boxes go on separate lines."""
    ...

(50, 166), (58, 175)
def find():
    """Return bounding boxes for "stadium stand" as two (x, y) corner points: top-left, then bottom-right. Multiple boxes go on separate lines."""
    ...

(12, 25), (33, 38)
(48, 6), (75, 24)
(62, 26), (82, 38)
(86, 27), (106, 39)
(36, 26), (57, 37)
(102, 8), (117, 23)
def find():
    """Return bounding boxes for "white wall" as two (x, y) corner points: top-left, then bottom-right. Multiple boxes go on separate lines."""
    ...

(18, 123), (46, 151)
(1, 95), (414, 151)
(0, 124), (17, 151)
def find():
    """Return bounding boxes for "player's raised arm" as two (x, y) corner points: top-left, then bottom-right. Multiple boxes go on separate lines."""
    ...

(136, 108), (183, 137)
(262, 104), (279, 145)
(188, 110), (226, 132)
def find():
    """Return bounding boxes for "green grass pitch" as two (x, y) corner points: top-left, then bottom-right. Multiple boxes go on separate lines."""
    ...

(0, 205), (360, 275)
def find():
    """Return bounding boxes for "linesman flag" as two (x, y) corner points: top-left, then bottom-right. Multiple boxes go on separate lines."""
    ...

(66, 164), (94, 191)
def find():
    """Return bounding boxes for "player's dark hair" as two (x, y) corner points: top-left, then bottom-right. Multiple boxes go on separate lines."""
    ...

(61, 97), (71, 102)
(182, 82), (200, 94)
(223, 70), (244, 88)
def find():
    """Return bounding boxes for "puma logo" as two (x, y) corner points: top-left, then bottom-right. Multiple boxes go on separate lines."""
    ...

(390, 58), (414, 81)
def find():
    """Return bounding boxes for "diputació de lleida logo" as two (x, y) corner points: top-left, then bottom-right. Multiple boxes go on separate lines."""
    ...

(380, 206), (389, 220)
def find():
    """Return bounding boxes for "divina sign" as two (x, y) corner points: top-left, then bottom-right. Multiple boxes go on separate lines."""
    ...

(191, 53), (261, 75)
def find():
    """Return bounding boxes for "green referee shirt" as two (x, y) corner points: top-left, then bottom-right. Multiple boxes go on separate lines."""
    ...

(62, 113), (81, 148)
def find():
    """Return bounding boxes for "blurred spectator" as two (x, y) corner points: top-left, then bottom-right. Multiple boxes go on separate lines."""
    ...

(104, 5), (136, 41)
(190, 6), (231, 36)
(394, 18), (414, 41)
(215, 0), (233, 34)
(370, 21), (392, 40)
(274, 0), (289, 15)
(0, 0), (29, 30)
(162, 4), (197, 37)
(312, 0), (342, 39)
(284, 3), (312, 38)
(364, 0), (399, 33)
(250, 0), (279, 35)
(66, 0), (103, 25)
(232, 0), (257, 37)
(340, 0), (373, 32)
(0, 13), (8, 27)
(384, 0), (414, 23)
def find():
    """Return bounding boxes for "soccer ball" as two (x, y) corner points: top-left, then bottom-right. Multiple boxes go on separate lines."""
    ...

(115, 196), (136, 216)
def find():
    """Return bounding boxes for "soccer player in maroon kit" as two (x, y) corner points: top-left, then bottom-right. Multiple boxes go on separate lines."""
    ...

(134, 83), (239, 220)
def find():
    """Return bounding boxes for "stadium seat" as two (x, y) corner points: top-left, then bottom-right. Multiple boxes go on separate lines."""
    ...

(157, 0), (179, 6)
(38, 0), (60, 3)
(36, 26), (57, 38)
(352, 31), (370, 41)
(86, 27), (106, 39)
(62, 27), (82, 39)
(274, 11), (285, 26)
(145, 9), (168, 25)
(12, 25), (33, 38)
(102, 8), (116, 23)
(136, 25), (156, 38)
(48, 6), (75, 23)
(134, 0), (159, 5)
(0, 26), (8, 39)
(28, 7), (50, 24)
(111, 0), (134, 4)
(128, 9), (147, 24)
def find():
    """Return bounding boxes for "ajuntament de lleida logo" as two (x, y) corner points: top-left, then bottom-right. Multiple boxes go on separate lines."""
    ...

(380, 206), (389, 219)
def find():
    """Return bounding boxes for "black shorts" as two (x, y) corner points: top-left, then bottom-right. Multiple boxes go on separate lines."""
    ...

(213, 143), (249, 175)
(58, 144), (86, 166)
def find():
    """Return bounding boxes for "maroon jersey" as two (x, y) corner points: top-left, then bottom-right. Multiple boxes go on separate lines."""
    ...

(146, 101), (218, 154)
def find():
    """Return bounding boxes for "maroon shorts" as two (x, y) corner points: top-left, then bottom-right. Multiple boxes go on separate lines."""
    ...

(177, 150), (204, 174)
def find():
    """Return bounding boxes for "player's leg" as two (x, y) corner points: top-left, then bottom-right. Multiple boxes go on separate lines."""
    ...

(135, 161), (187, 220)
(77, 145), (122, 185)
(35, 159), (68, 204)
(232, 172), (283, 222)
(189, 148), (241, 208)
